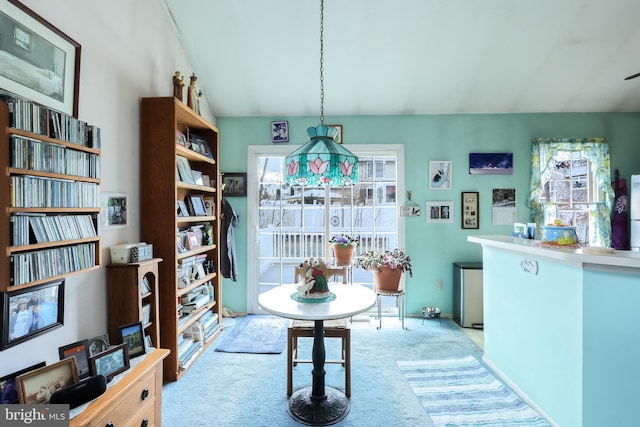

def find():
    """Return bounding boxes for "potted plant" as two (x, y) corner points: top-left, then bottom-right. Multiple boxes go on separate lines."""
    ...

(356, 248), (413, 291)
(329, 234), (359, 265)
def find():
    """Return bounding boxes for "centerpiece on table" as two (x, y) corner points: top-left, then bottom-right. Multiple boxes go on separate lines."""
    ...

(329, 234), (359, 265)
(292, 258), (336, 303)
(356, 248), (413, 292)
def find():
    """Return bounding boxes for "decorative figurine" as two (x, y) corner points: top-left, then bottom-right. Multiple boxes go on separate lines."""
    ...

(187, 73), (201, 115)
(172, 71), (185, 101)
(296, 258), (331, 299)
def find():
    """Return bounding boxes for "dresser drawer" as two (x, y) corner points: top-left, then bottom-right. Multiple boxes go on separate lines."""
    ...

(92, 369), (157, 427)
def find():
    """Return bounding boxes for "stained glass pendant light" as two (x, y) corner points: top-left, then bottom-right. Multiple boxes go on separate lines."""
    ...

(285, 0), (358, 186)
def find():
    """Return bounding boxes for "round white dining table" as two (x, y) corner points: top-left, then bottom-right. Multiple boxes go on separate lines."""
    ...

(258, 283), (376, 425)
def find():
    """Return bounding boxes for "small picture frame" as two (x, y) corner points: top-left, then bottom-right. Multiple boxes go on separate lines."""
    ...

(2, 279), (65, 349)
(89, 343), (130, 382)
(202, 196), (215, 216)
(0, 361), (46, 404)
(186, 231), (202, 250)
(272, 120), (289, 143)
(16, 358), (78, 404)
(425, 201), (454, 224)
(186, 195), (207, 216)
(222, 173), (247, 197)
(118, 321), (146, 358)
(101, 192), (128, 228)
(176, 156), (195, 184)
(87, 334), (110, 357)
(177, 200), (190, 217)
(429, 161), (452, 190)
(326, 124), (343, 144)
(461, 191), (480, 229)
(58, 339), (91, 380)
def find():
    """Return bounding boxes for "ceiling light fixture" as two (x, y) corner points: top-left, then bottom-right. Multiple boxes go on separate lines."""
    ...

(285, 0), (358, 187)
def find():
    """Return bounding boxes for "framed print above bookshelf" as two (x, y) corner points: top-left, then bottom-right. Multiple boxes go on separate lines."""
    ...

(272, 121), (289, 143)
(0, 0), (81, 117)
(222, 172), (247, 197)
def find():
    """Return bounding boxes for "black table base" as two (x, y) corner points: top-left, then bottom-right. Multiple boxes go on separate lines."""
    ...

(288, 386), (350, 425)
(286, 319), (350, 425)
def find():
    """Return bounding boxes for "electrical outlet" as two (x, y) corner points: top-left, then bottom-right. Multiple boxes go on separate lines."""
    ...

(436, 279), (443, 290)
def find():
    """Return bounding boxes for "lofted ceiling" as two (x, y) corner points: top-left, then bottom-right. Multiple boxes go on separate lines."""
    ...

(163, 0), (640, 118)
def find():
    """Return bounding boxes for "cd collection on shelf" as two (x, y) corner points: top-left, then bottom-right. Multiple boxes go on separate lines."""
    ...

(11, 243), (97, 286)
(11, 213), (98, 246)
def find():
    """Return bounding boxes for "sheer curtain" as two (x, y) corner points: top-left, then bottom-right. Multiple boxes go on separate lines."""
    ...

(527, 137), (614, 247)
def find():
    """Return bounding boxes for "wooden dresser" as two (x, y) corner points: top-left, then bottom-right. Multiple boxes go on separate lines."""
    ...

(70, 348), (169, 427)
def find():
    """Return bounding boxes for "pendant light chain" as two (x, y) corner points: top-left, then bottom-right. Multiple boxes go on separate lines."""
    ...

(319, 0), (325, 125)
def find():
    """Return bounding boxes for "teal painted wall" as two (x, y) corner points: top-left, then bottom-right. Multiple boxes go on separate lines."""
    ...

(483, 247), (583, 426)
(217, 113), (640, 316)
(583, 266), (640, 426)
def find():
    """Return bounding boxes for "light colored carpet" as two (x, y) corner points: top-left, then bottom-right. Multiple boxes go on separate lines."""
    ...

(163, 316), (487, 426)
(398, 356), (551, 426)
(214, 315), (290, 354)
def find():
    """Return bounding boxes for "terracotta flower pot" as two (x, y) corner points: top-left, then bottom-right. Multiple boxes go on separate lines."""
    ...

(372, 266), (403, 292)
(332, 244), (355, 265)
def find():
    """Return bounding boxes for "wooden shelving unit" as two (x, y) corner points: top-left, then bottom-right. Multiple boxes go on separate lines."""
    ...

(106, 258), (162, 347)
(140, 97), (222, 381)
(0, 98), (101, 294)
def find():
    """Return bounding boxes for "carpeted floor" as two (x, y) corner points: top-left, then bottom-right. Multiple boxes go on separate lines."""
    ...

(161, 316), (541, 426)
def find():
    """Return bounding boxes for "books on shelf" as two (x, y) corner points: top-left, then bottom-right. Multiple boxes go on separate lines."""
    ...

(140, 276), (152, 294)
(142, 304), (151, 325)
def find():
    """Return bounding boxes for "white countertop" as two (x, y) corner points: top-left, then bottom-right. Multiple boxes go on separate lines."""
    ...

(258, 283), (376, 321)
(468, 235), (640, 270)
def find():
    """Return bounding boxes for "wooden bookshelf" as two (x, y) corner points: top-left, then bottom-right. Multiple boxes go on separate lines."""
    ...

(0, 97), (101, 293)
(140, 97), (222, 381)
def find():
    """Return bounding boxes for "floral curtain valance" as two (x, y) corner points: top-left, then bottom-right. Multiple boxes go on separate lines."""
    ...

(527, 137), (615, 246)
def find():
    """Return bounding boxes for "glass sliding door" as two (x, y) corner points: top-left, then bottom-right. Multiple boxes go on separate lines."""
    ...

(247, 145), (404, 313)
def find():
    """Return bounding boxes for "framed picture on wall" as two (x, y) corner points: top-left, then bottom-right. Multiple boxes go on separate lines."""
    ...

(1, 279), (65, 349)
(222, 172), (247, 197)
(469, 153), (513, 175)
(101, 192), (128, 228)
(425, 201), (454, 224)
(461, 191), (479, 229)
(272, 121), (289, 143)
(0, 0), (81, 117)
(428, 161), (452, 190)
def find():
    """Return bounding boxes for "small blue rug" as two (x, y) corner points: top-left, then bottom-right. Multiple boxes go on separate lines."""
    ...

(215, 315), (290, 354)
(398, 356), (551, 426)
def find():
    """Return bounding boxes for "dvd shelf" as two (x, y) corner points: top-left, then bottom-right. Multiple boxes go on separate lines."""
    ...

(1, 94), (102, 292)
(140, 97), (222, 381)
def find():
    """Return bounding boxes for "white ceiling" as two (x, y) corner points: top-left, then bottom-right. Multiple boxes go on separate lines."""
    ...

(163, 0), (640, 118)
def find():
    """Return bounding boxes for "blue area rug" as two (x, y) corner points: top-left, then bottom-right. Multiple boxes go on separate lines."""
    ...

(398, 356), (551, 426)
(215, 315), (290, 354)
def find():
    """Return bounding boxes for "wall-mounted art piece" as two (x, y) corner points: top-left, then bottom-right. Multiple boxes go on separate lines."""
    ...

(469, 153), (513, 175)
(272, 121), (289, 143)
(461, 191), (479, 229)
(0, 0), (81, 117)
(425, 201), (454, 224)
(101, 192), (128, 228)
(429, 161), (452, 190)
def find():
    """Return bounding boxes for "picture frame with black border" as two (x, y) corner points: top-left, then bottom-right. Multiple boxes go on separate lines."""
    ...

(186, 194), (207, 216)
(87, 334), (110, 357)
(2, 279), (65, 349)
(271, 120), (289, 143)
(222, 172), (247, 197)
(461, 191), (480, 229)
(89, 343), (129, 382)
(58, 339), (91, 380)
(16, 358), (78, 404)
(0, 361), (46, 404)
(117, 321), (146, 358)
(0, 0), (81, 117)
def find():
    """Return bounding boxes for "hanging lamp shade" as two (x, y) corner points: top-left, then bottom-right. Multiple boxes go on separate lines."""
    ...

(285, 125), (358, 186)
